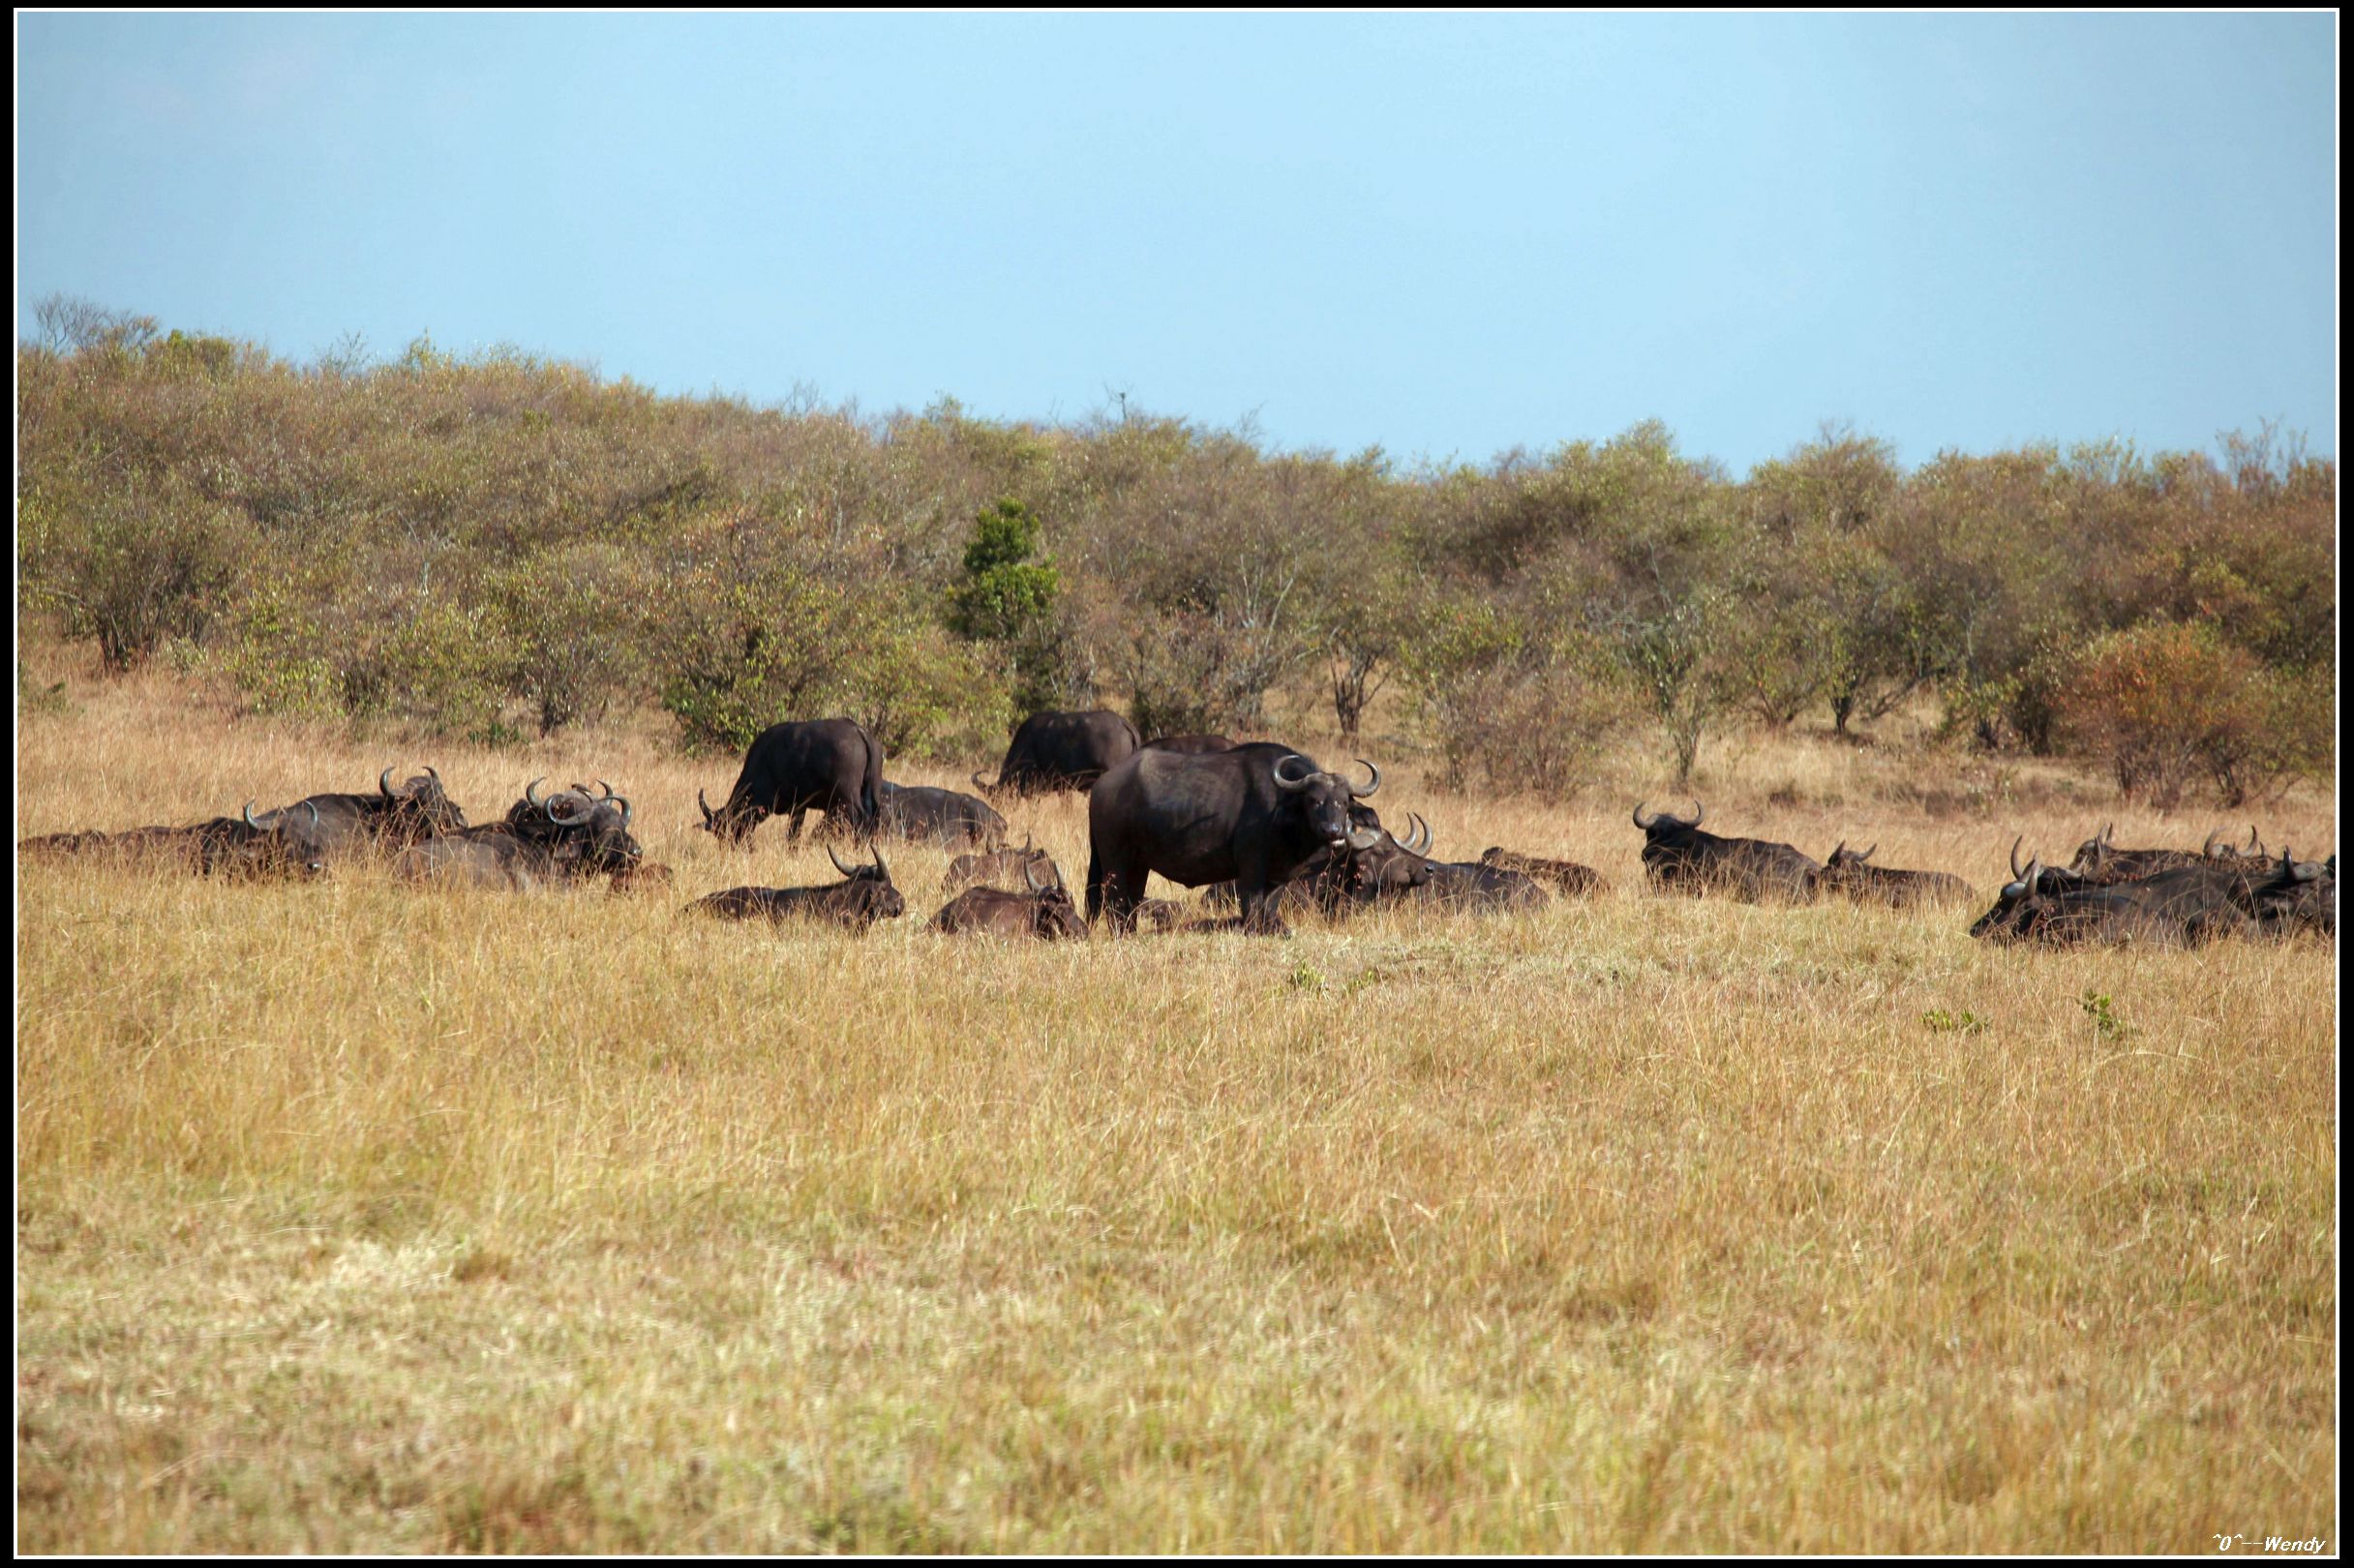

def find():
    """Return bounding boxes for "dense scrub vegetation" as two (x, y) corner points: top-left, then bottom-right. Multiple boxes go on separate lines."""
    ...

(16, 299), (2335, 803)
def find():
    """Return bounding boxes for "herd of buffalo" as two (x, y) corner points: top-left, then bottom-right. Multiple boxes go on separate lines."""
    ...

(20, 709), (2338, 948)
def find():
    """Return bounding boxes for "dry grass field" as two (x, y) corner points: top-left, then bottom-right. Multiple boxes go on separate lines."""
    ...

(16, 648), (2339, 1553)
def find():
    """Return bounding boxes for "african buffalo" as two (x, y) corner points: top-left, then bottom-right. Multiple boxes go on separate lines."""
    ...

(1143, 734), (1238, 755)
(262, 765), (466, 859)
(1816, 842), (1974, 907)
(945, 837), (1062, 892)
(1206, 805), (1435, 916)
(1411, 859), (1551, 913)
(398, 779), (642, 890)
(976, 709), (1141, 796)
(1479, 847), (1607, 897)
(2248, 849), (2335, 937)
(20, 799), (329, 880)
(2067, 823), (2265, 885)
(698, 718), (885, 848)
(1632, 800), (1820, 903)
(928, 860), (1088, 940)
(683, 846), (905, 930)
(1087, 744), (1383, 933)
(1969, 839), (2253, 947)
(823, 780), (1006, 851)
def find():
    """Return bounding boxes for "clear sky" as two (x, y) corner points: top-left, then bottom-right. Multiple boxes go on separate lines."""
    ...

(15, 13), (2338, 474)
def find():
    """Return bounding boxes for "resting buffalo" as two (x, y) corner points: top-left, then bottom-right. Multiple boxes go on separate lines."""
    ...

(1633, 800), (1820, 903)
(1087, 744), (1383, 933)
(1816, 842), (1973, 907)
(2067, 823), (2264, 885)
(928, 860), (1088, 940)
(1143, 734), (1238, 755)
(262, 765), (466, 859)
(2248, 849), (2335, 937)
(1412, 859), (1550, 913)
(397, 783), (642, 890)
(698, 719), (885, 848)
(945, 837), (1062, 892)
(822, 781), (1006, 851)
(975, 709), (1141, 796)
(20, 799), (329, 880)
(1479, 847), (1607, 897)
(1969, 840), (2252, 947)
(684, 846), (905, 930)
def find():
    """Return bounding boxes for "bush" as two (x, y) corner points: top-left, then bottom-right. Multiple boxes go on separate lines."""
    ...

(20, 468), (248, 672)
(2057, 621), (2321, 806)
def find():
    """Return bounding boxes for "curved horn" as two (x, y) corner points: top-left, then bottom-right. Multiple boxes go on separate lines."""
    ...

(1348, 759), (1380, 799)
(2009, 834), (2026, 879)
(425, 766), (440, 787)
(972, 770), (992, 792)
(1024, 858), (1045, 893)
(379, 767), (397, 799)
(2023, 855), (2042, 889)
(2247, 825), (2263, 855)
(2100, 821), (2115, 846)
(2203, 828), (2226, 859)
(244, 799), (262, 829)
(613, 795), (631, 829)
(698, 787), (715, 826)
(305, 801), (320, 829)
(871, 845), (890, 883)
(1688, 799), (1705, 828)
(597, 779), (616, 800)
(1633, 800), (1658, 830)
(1273, 754), (1316, 792)
(1857, 843), (1877, 863)
(526, 777), (547, 808)
(828, 845), (857, 877)
(1830, 839), (1847, 864)
(1416, 813), (1436, 856)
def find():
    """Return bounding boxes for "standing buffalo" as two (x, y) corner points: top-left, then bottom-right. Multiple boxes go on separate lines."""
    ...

(928, 860), (1089, 940)
(1632, 800), (1820, 903)
(1479, 847), (1607, 897)
(698, 719), (885, 848)
(684, 846), (905, 930)
(975, 709), (1142, 796)
(1087, 743), (1382, 933)
(1816, 842), (1973, 907)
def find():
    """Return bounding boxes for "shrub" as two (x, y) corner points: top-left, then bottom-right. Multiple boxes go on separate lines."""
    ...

(2057, 620), (2320, 806)
(20, 469), (248, 672)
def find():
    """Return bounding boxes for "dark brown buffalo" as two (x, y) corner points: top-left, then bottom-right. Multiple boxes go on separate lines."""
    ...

(399, 780), (643, 890)
(1090, 746), (1385, 933)
(275, 765), (468, 858)
(945, 837), (1062, 892)
(1968, 840), (2253, 947)
(698, 718), (885, 847)
(1816, 842), (1974, 907)
(2066, 823), (2265, 885)
(1479, 846), (1608, 897)
(1633, 800), (1820, 903)
(684, 847), (905, 930)
(824, 781), (1007, 851)
(928, 861), (1088, 940)
(20, 799), (329, 880)
(1205, 805), (1434, 916)
(2248, 849), (2335, 937)
(976, 709), (1142, 797)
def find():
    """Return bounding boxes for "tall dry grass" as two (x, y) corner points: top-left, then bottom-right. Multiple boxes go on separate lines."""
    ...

(16, 646), (2338, 1552)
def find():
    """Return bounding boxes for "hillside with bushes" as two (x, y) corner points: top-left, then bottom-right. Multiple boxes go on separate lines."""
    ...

(16, 299), (2335, 806)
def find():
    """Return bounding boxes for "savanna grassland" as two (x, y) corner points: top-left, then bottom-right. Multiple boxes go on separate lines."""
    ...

(15, 643), (2338, 1553)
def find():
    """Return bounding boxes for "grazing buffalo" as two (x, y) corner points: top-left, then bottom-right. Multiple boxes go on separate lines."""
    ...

(945, 837), (1062, 892)
(1142, 734), (1238, 755)
(1632, 800), (1820, 903)
(698, 719), (885, 848)
(975, 709), (1142, 797)
(20, 799), (329, 880)
(1816, 842), (1974, 907)
(1969, 840), (2253, 947)
(1479, 847), (1607, 897)
(684, 846), (905, 930)
(928, 860), (1089, 940)
(824, 781), (1007, 851)
(1087, 744), (1383, 933)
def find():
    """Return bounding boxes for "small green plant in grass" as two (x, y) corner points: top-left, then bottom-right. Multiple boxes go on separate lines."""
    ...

(1922, 1008), (1988, 1035)
(2079, 990), (2129, 1040)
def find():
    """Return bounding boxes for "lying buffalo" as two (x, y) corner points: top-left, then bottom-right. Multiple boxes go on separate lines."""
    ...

(1088, 744), (1382, 933)
(2067, 823), (2264, 885)
(1411, 859), (1550, 913)
(928, 861), (1088, 940)
(20, 799), (329, 880)
(945, 837), (1062, 892)
(1479, 847), (1607, 897)
(699, 718), (885, 848)
(2248, 849), (2335, 937)
(257, 766), (466, 859)
(976, 709), (1141, 796)
(1205, 806), (1434, 916)
(396, 784), (643, 890)
(1969, 840), (2252, 947)
(1633, 800), (1820, 903)
(684, 847), (905, 930)
(1815, 842), (1973, 907)
(822, 780), (1006, 851)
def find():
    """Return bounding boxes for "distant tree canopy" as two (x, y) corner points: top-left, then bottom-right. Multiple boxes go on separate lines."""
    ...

(15, 297), (2337, 798)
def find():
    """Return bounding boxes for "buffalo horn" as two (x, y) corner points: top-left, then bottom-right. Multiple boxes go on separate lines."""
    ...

(1273, 754), (1316, 792)
(305, 801), (320, 828)
(1024, 859), (1045, 893)
(2203, 828), (2226, 859)
(1857, 843), (1877, 863)
(1830, 839), (1846, 863)
(698, 787), (715, 826)
(2009, 834), (2026, 879)
(870, 845), (890, 883)
(1632, 800), (1658, 830)
(828, 845), (857, 877)
(2247, 825), (2263, 856)
(244, 800), (263, 829)
(613, 795), (631, 829)
(1687, 799), (1705, 828)
(1349, 759), (1380, 799)
(425, 766), (441, 788)
(379, 767), (398, 799)
(1345, 824), (1382, 852)
(527, 777), (548, 808)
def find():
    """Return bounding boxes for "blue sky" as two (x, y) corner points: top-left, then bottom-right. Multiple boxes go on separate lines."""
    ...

(15, 13), (2337, 473)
